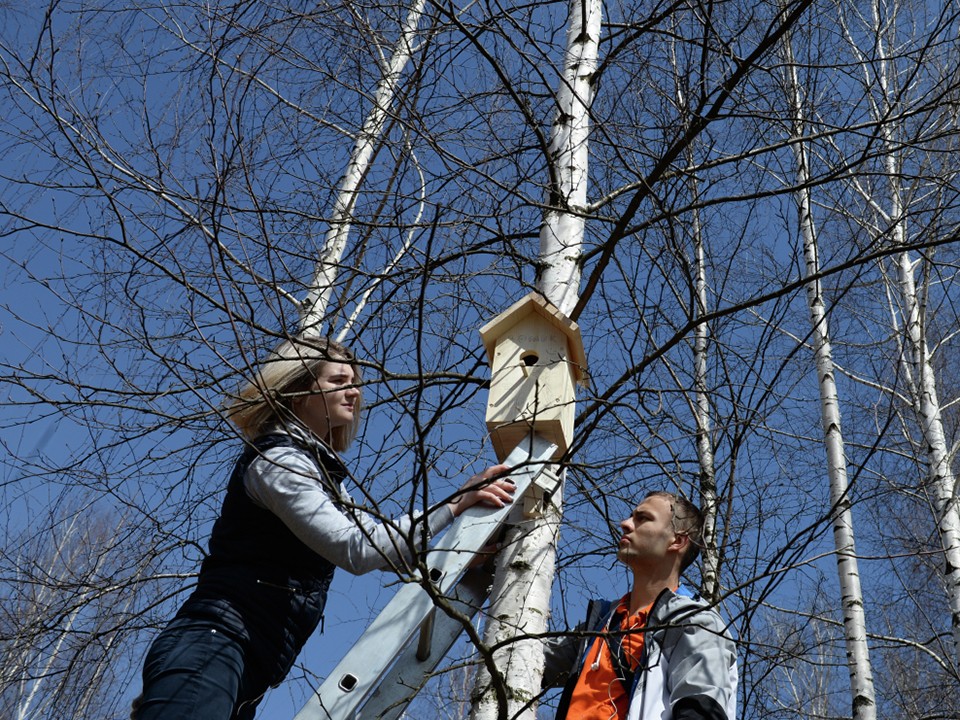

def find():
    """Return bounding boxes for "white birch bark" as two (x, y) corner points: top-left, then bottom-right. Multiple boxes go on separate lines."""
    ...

(884, 163), (960, 666)
(887, 245), (960, 667)
(781, 30), (876, 717)
(13, 514), (84, 720)
(10, 512), (131, 720)
(689, 196), (721, 604)
(670, 33), (721, 603)
(299, 0), (426, 335)
(337, 144), (427, 342)
(859, 0), (960, 667)
(533, 0), (600, 319)
(469, 2), (600, 718)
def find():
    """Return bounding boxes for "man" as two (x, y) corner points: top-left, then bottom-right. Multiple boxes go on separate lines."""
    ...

(542, 491), (737, 720)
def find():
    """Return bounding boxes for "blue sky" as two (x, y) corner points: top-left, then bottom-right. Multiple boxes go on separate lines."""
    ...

(4, 0), (960, 718)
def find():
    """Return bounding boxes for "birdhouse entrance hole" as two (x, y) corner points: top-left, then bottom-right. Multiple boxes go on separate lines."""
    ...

(521, 351), (539, 367)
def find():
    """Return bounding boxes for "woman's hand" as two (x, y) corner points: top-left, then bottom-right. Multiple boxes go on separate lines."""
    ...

(447, 463), (515, 517)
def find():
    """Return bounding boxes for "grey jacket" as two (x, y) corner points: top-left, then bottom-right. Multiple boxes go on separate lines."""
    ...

(244, 424), (454, 574)
(543, 587), (738, 720)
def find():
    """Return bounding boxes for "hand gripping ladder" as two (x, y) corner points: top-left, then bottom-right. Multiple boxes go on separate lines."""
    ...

(294, 432), (558, 720)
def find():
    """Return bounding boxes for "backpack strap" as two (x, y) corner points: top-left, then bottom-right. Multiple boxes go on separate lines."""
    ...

(553, 599), (614, 720)
(604, 610), (639, 694)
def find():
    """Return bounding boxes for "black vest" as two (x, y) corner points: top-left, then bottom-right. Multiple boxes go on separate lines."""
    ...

(178, 434), (343, 686)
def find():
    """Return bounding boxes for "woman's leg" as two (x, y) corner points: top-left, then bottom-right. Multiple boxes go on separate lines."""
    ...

(134, 618), (249, 720)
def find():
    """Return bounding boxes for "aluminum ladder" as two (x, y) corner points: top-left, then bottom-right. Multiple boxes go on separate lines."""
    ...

(293, 432), (558, 720)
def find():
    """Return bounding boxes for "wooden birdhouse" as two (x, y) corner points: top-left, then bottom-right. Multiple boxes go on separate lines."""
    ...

(479, 292), (588, 461)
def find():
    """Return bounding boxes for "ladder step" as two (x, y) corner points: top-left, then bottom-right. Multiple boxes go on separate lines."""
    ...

(358, 567), (493, 720)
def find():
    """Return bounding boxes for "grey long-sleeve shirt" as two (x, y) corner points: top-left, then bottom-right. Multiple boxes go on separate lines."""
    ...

(243, 426), (455, 575)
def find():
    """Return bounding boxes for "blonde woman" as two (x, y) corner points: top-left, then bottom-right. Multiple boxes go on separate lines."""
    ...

(133, 336), (513, 720)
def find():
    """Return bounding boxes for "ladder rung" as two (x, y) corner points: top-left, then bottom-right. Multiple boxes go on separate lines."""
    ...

(359, 567), (493, 720)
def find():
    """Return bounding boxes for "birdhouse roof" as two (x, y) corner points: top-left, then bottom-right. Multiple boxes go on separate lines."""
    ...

(479, 292), (588, 384)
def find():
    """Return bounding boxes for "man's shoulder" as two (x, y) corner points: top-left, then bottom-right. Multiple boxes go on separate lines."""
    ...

(584, 588), (730, 633)
(659, 587), (711, 611)
(651, 588), (732, 634)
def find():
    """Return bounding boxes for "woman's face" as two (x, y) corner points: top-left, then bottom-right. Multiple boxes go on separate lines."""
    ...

(292, 361), (359, 439)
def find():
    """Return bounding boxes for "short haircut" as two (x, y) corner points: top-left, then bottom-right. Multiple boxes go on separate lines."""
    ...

(644, 490), (704, 572)
(225, 335), (362, 451)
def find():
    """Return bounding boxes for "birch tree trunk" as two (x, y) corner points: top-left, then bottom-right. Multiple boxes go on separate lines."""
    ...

(668, 30), (722, 603)
(887, 240), (960, 664)
(689, 193), (722, 604)
(861, 0), (960, 667)
(781, 30), (877, 718)
(883, 151), (960, 668)
(299, 0), (426, 334)
(469, 1), (600, 718)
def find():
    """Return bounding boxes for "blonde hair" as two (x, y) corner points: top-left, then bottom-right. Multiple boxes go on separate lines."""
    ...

(226, 335), (362, 451)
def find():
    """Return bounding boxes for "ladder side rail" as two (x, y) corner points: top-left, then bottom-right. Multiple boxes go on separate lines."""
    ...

(357, 567), (493, 720)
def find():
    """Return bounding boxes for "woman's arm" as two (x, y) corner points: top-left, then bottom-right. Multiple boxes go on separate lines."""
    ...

(245, 446), (511, 575)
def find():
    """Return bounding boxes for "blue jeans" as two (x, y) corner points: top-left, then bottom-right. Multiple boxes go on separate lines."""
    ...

(134, 617), (264, 720)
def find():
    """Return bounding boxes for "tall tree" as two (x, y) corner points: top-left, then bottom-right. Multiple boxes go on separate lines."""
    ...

(302, 0), (427, 335)
(830, 0), (960, 670)
(469, 1), (600, 718)
(780, 23), (876, 718)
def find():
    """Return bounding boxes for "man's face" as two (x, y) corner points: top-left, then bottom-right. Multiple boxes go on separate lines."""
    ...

(617, 495), (678, 567)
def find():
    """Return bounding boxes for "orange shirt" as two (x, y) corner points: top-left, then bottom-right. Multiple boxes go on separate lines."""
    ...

(565, 595), (653, 720)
